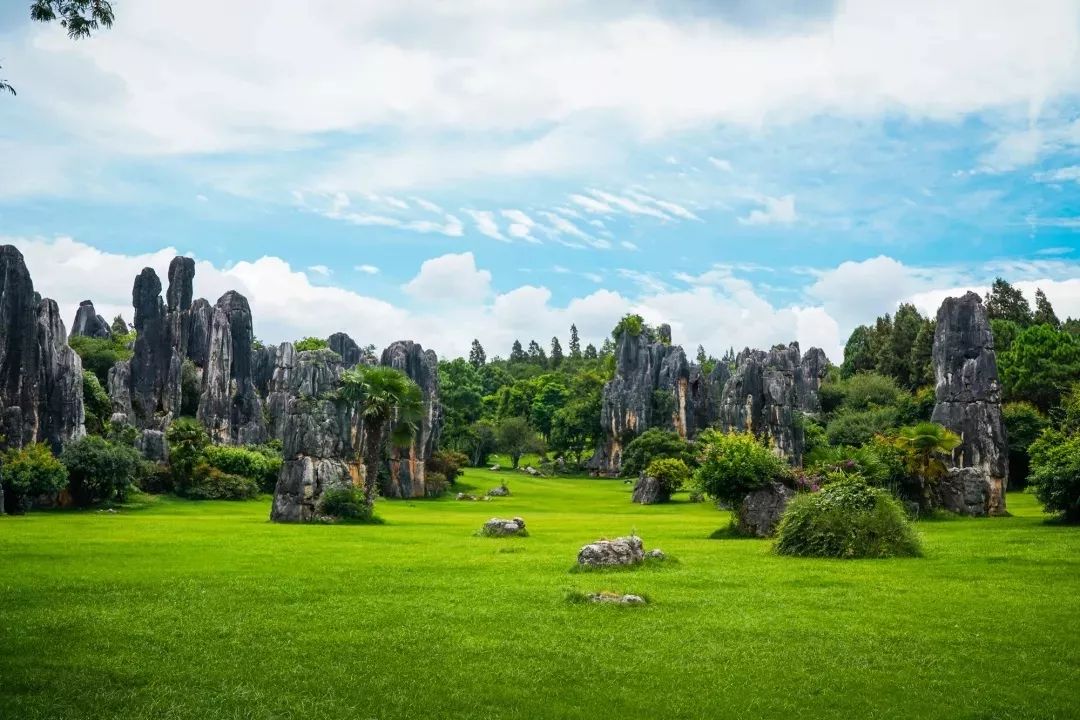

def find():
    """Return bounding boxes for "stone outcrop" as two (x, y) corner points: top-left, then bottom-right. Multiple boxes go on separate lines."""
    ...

(716, 344), (805, 460)
(736, 482), (795, 537)
(930, 292), (1009, 515)
(328, 332), (365, 368)
(196, 291), (265, 445)
(481, 517), (527, 536)
(0, 245), (85, 453)
(252, 343), (278, 398)
(577, 536), (645, 567)
(379, 340), (442, 499)
(631, 474), (667, 505)
(185, 298), (213, 368)
(69, 300), (111, 340)
(269, 345), (364, 522)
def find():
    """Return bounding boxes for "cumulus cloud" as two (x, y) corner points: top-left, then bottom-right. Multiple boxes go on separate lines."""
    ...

(403, 252), (493, 304)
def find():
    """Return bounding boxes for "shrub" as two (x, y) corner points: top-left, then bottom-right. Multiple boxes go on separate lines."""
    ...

(425, 471), (449, 498)
(82, 370), (112, 436)
(180, 359), (200, 417)
(61, 435), (142, 506)
(183, 463), (258, 500)
(166, 418), (210, 491)
(294, 336), (329, 352)
(645, 457), (690, 496)
(775, 478), (922, 558)
(825, 406), (899, 447)
(693, 429), (787, 505)
(1028, 430), (1080, 523)
(1001, 402), (1046, 489)
(1, 443), (68, 513)
(428, 450), (468, 483)
(318, 486), (374, 521)
(69, 334), (133, 385)
(620, 428), (694, 477)
(200, 444), (281, 493)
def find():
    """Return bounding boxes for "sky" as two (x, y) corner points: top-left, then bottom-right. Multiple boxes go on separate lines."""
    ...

(1, 0), (1079, 362)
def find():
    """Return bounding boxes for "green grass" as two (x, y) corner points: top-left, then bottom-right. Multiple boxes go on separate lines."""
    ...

(1, 468), (1078, 719)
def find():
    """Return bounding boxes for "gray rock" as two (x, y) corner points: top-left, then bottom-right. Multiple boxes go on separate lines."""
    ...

(938, 467), (995, 516)
(197, 291), (265, 445)
(328, 332), (365, 368)
(716, 344), (804, 462)
(0, 245), (86, 453)
(524, 465), (542, 477)
(736, 482), (794, 537)
(631, 474), (668, 504)
(930, 292), (1009, 515)
(69, 300), (112, 340)
(379, 340), (442, 499)
(481, 516), (527, 536)
(251, 343), (278, 398)
(587, 592), (647, 605)
(487, 484), (511, 497)
(647, 548), (666, 559)
(271, 456), (360, 523)
(185, 298), (213, 368)
(136, 429), (169, 462)
(166, 256), (195, 312)
(577, 536), (645, 567)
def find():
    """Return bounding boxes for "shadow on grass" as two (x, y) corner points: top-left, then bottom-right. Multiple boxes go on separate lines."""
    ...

(707, 526), (762, 540)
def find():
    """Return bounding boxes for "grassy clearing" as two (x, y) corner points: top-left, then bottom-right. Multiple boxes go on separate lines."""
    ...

(1, 466), (1078, 719)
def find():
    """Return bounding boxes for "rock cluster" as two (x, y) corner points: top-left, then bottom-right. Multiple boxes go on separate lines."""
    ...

(196, 291), (265, 445)
(481, 517), (527, 536)
(930, 292), (1009, 515)
(487, 484), (511, 497)
(585, 592), (647, 605)
(592, 325), (828, 473)
(0, 245), (85, 454)
(577, 536), (645, 567)
(69, 300), (111, 340)
(736, 482), (795, 537)
(379, 341), (442, 499)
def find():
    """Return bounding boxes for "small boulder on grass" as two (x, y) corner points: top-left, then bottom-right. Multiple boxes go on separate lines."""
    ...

(481, 517), (527, 537)
(577, 536), (644, 566)
(587, 591), (647, 605)
(487, 483), (511, 497)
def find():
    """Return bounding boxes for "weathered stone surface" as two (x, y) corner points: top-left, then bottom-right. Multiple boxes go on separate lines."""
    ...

(166, 256), (195, 312)
(631, 474), (667, 505)
(736, 482), (795, 537)
(328, 332), (364, 368)
(136, 429), (169, 462)
(577, 536), (645, 567)
(487, 484), (511, 497)
(69, 300), (111, 340)
(930, 292), (1009, 515)
(0, 245), (85, 452)
(271, 456), (361, 523)
(265, 345), (344, 441)
(252, 343), (278, 398)
(797, 347), (829, 414)
(586, 592), (647, 605)
(481, 516), (527, 536)
(379, 340), (442, 499)
(185, 298), (213, 368)
(196, 291), (265, 445)
(937, 467), (993, 516)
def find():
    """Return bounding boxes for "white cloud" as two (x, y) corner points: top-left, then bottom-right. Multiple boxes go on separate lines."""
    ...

(463, 210), (506, 242)
(500, 209), (539, 243)
(403, 251), (492, 304)
(355, 264), (380, 274)
(620, 240), (638, 251)
(708, 157), (733, 172)
(1034, 165), (1080, 183)
(739, 195), (797, 225)
(307, 264), (331, 277)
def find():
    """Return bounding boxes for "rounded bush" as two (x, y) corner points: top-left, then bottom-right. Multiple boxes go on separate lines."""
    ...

(693, 429), (787, 505)
(200, 444), (282, 493)
(318, 486), (373, 521)
(183, 463), (258, 500)
(644, 457), (690, 496)
(1, 443), (68, 513)
(61, 435), (142, 506)
(775, 479), (922, 558)
(1028, 430), (1080, 523)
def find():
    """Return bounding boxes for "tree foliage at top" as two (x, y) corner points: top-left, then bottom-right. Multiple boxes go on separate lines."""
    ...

(31, 0), (115, 39)
(985, 277), (1033, 326)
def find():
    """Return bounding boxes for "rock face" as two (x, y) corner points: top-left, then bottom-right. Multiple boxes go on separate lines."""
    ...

(252, 343), (278, 398)
(938, 467), (994, 516)
(577, 536), (645, 567)
(379, 341), (442, 499)
(270, 345), (364, 522)
(328, 332), (364, 368)
(0, 245), (85, 452)
(930, 292), (1009, 515)
(736, 482), (795, 537)
(631, 474), (667, 505)
(481, 516), (527, 536)
(196, 291), (265, 445)
(69, 300), (112, 340)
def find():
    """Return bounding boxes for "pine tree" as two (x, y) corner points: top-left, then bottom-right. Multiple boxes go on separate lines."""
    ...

(583, 343), (598, 360)
(468, 339), (486, 368)
(986, 277), (1033, 326)
(550, 337), (564, 368)
(526, 340), (548, 367)
(696, 344), (707, 365)
(1033, 288), (1060, 328)
(569, 324), (582, 359)
(509, 340), (526, 363)
(110, 315), (129, 336)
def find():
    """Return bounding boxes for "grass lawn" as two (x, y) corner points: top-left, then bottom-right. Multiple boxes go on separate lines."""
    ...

(2, 466), (1078, 720)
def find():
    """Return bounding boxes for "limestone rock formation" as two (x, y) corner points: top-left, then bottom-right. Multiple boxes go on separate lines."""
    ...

(252, 343), (278, 398)
(481, 516), (527, 536)
(0, 245), (85, 452)
(269, 345), (364, 522)
(379, 340), (442, 499)
(577, 536), (645, 567)
(930, 292), (1009, 515)
(736, 482), (795, 537)
(585, 592), (647, 605)
(196, 291), (265, 445)
(631, 474), (666, 505)
(328, 332), (364, 368)
(185, 298), (213, 368)
(166, 256), (195, 313)
(69, 300), (112, 340)
(716, 344), (804, 460)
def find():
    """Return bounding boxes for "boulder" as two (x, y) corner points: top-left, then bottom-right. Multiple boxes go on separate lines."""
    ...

(938, 467), (993, 517)
(69, 300), (111, 340)
(487, 484), (511, 497)
(379, 340), (442, 498)
(736, 482), (795, 537)
(481, 516), (527, 536)
(524, 466), (542, 477)
(196, 291), (265, 445)
(586, 592), (647, 605)
(577, 536), (645, 567)
(647, 548), (666, 559)
(0, 245), (85, 452)
(136, 429), (169, 462)
(930, 292), (1009, 515)
(631, 474), (667, 505)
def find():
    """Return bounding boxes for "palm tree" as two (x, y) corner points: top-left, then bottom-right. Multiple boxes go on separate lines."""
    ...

(1, 63), (14, 96)
(337, 365), (424, 509)
(894, 422), (961, 487)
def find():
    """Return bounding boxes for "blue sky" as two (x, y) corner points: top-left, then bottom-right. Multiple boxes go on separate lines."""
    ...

(2, 0), (1079, 360)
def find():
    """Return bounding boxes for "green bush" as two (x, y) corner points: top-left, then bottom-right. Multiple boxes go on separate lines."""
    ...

(1, 443), (68, 514)
(183, 462), (258, 500)
(166, 418), (210, 491)
(200, 444), (281, 493)
(82, 370), (112, 436)
(693, 429), (787, 505)
(318, 486), (374, 521)
(645, 457), (690, 497)
(428, 450), (468, 483)
(775, 478), (922, 558)
(425, 471), (449, 498)
(620, 428), (694, 477)
(61, 435), (142, 506)
(69, 334), (134, 385)
(294, 336), (329, 352)
(1028, 430), (1080, 523)
(825, 406), (899, 447)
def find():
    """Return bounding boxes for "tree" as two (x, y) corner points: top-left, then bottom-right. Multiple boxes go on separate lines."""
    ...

(496, 417), (542, 469)
(620, 428), (694, 477)
(69, 334), (133, 385)
(611, 313), (648, 341)
(1002, 402), (1048, 488)
(985, 277), (1032, 326)
(1028, 430), (1080, 523)
(166, 418), (210, 491)
(549, 337), (564, 368)
(1, 443), (68, 514)
(645, 457), (690, 499)
(696, 345), (707, 365)
(1, 65), (13, 96)
(990, 318), (1021, 354)
(885, 304), (924, 389)
(509, 340), (526, 363)
(841, 325), (877, 378)
(337, 366), (424, 509)
(438, 359), (485, 451)
(463, 420), (498, 467)
(61, 435), (141, 506)
(693, 429), (786, 506)
(583, 343), (598, 360)
(82, 370), (111, 435)
(294, 336), (329, 352)
(909, 318), (935, 389)
(31, 0), (115, 39)
(110, 314), (128, 335)
(569, 324), (582, 359)
(526, 340), (547, 367)
(892, 422), (960, 490)
(999, 325), (1080, 412)
(468, 339), (486, 368)
(529, 374), (569, 437)
(1033, 288), (1060, 328)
